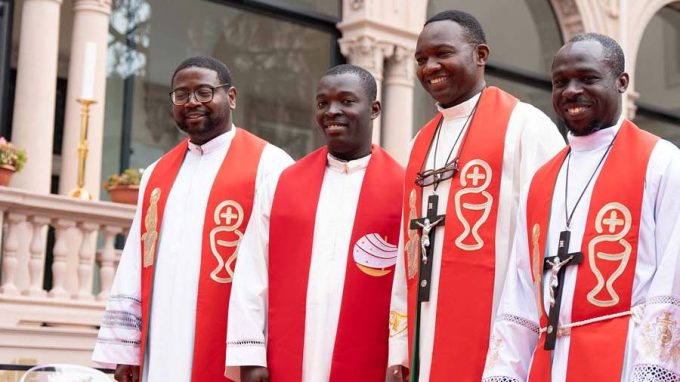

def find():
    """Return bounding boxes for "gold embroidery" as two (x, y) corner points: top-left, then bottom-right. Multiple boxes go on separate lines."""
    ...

(209, 200), (245, 284)
(353, 234), (397, 277)
(586, 202), (632, 307)
(484, 333), (504, 370)
(389, 310), (408, 337)
(531, 224), (543, 314)
(454, 159), (493, 251)
(532, 224), (541, 283)
(640, 312), (680, 363)
(405, 189), (420, 279)
(141, 188), (161, 268)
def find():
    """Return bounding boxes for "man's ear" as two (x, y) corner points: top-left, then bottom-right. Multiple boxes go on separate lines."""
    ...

(617, 72), (630, 93)
(474, 44), (490, 66)
(371, 100), (382, 120)
(227, 87), (237, 109)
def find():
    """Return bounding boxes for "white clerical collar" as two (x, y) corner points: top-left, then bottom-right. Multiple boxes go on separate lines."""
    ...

(567, 115), (624, 152)
(327, 152), (371, 174)
(187, 125), (235, 155)
(437, 92), (482, 121)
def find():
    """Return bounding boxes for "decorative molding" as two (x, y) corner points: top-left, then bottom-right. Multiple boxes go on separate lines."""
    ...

(350, 0), (364, 11)
(384, 45), (415, 86)
(339, 36), (392, 80)
(73, 0), (112, 15)
(550, 0), (585, 40)
(555, 0), (580, 17)
(597, 0), (620, 18)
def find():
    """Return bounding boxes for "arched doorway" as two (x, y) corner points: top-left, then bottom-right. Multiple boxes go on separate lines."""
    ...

(634, 2), (680, 146)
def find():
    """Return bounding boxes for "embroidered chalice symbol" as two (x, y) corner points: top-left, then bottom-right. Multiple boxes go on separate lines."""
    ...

(454, 159), (493, 251)
(586, 202), (632, 307)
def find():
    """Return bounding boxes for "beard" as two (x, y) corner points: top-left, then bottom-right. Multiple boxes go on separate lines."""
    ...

(176, 109), (229, 138)
(563, 118), (605, 137)
(177, 116), (213, 135)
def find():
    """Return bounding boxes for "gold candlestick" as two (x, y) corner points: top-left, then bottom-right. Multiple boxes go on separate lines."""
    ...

(69, 98), (96, 200)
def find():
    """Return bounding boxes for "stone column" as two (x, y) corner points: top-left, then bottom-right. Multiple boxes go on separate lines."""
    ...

(10, 0), (63, 193)
(58, 0), (112, 200)
(339, 36), (391, 145)
(382, 45), (415, 164)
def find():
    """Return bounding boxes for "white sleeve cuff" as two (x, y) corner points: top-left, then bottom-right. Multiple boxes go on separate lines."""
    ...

(225, 343), (267, 367)
(388, 334), (409, 368)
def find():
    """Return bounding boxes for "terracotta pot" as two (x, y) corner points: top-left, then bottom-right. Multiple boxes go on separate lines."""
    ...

(0, 165), (16, 187)
(108, 185), (139, 205)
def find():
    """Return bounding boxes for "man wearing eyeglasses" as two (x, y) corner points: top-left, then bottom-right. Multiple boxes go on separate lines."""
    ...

(225, 64), (403, 382)
(387, 10), (565, 381)
(92, 56), (293, 382)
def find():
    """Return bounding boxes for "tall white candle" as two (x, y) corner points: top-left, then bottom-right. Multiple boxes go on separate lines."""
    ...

(80, 42), (96, 100)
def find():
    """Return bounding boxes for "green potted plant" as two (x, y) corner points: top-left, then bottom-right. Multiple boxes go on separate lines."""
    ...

(0, 137), (27, 186)
(104, 168), (142, 204)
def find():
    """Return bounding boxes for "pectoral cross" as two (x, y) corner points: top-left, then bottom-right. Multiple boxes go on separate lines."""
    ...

(409, 194), (446, 302)
(543, 230), (583, 350)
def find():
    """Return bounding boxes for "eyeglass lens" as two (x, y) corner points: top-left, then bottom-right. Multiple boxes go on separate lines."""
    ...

(172, 86), (215, 105)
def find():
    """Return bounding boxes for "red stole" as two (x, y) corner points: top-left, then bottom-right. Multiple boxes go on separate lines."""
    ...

(267, 146), (404, 381)
(139, 128), (266, 382)
(402, 87), (517, 380)
(526, 120), (658, 381)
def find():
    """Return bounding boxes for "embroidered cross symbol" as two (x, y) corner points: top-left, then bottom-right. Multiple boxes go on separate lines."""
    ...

(603, 210), (624, 233)
(220, 207), (239, 225)
(466, 166), (486, 186)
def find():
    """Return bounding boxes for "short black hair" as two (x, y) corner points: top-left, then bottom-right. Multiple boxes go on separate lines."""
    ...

(323, 64), (378, 101)
(425, 10), (487, 45)
(171, 56), (232, 86)
(568, 33), (625, 75)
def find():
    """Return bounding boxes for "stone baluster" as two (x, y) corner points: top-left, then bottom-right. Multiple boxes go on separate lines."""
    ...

(49, 219), (76, 299)
(25, 216), (50, 297)
(0, 213), (27, 295)
(97, 225), (122, 301)
(74, 222), (98, 300)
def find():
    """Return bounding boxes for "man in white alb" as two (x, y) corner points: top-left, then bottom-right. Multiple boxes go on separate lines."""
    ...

(226, 64), (404, 382)
(482, 33), (680, 382)
(388, 10), (565, 382)
(92, 56), (292, 382)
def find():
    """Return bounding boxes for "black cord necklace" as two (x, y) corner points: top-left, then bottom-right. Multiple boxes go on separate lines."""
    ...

(563, 134), (617, 230)
(426, 95), (481, 191)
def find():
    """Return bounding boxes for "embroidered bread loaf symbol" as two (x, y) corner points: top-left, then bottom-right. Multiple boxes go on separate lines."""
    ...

(142, 188), (161, 268)
(353, 233), (397, 277)
(586, 202), (632, 307)
(405, 188), (420, 279)
(209, 200), (245, 283)
(454, 159), (493, 251)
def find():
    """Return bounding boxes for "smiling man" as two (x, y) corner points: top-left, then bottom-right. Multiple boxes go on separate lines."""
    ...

(482, 33), (680, 381)
(225, 64), (404, 382)
(388, 10), (565, 382)
(92, 56), (293, 382)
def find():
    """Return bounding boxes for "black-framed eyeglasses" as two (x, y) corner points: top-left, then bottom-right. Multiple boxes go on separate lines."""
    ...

(169, 84), (230, 106)
(415, 159), (459, 187)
